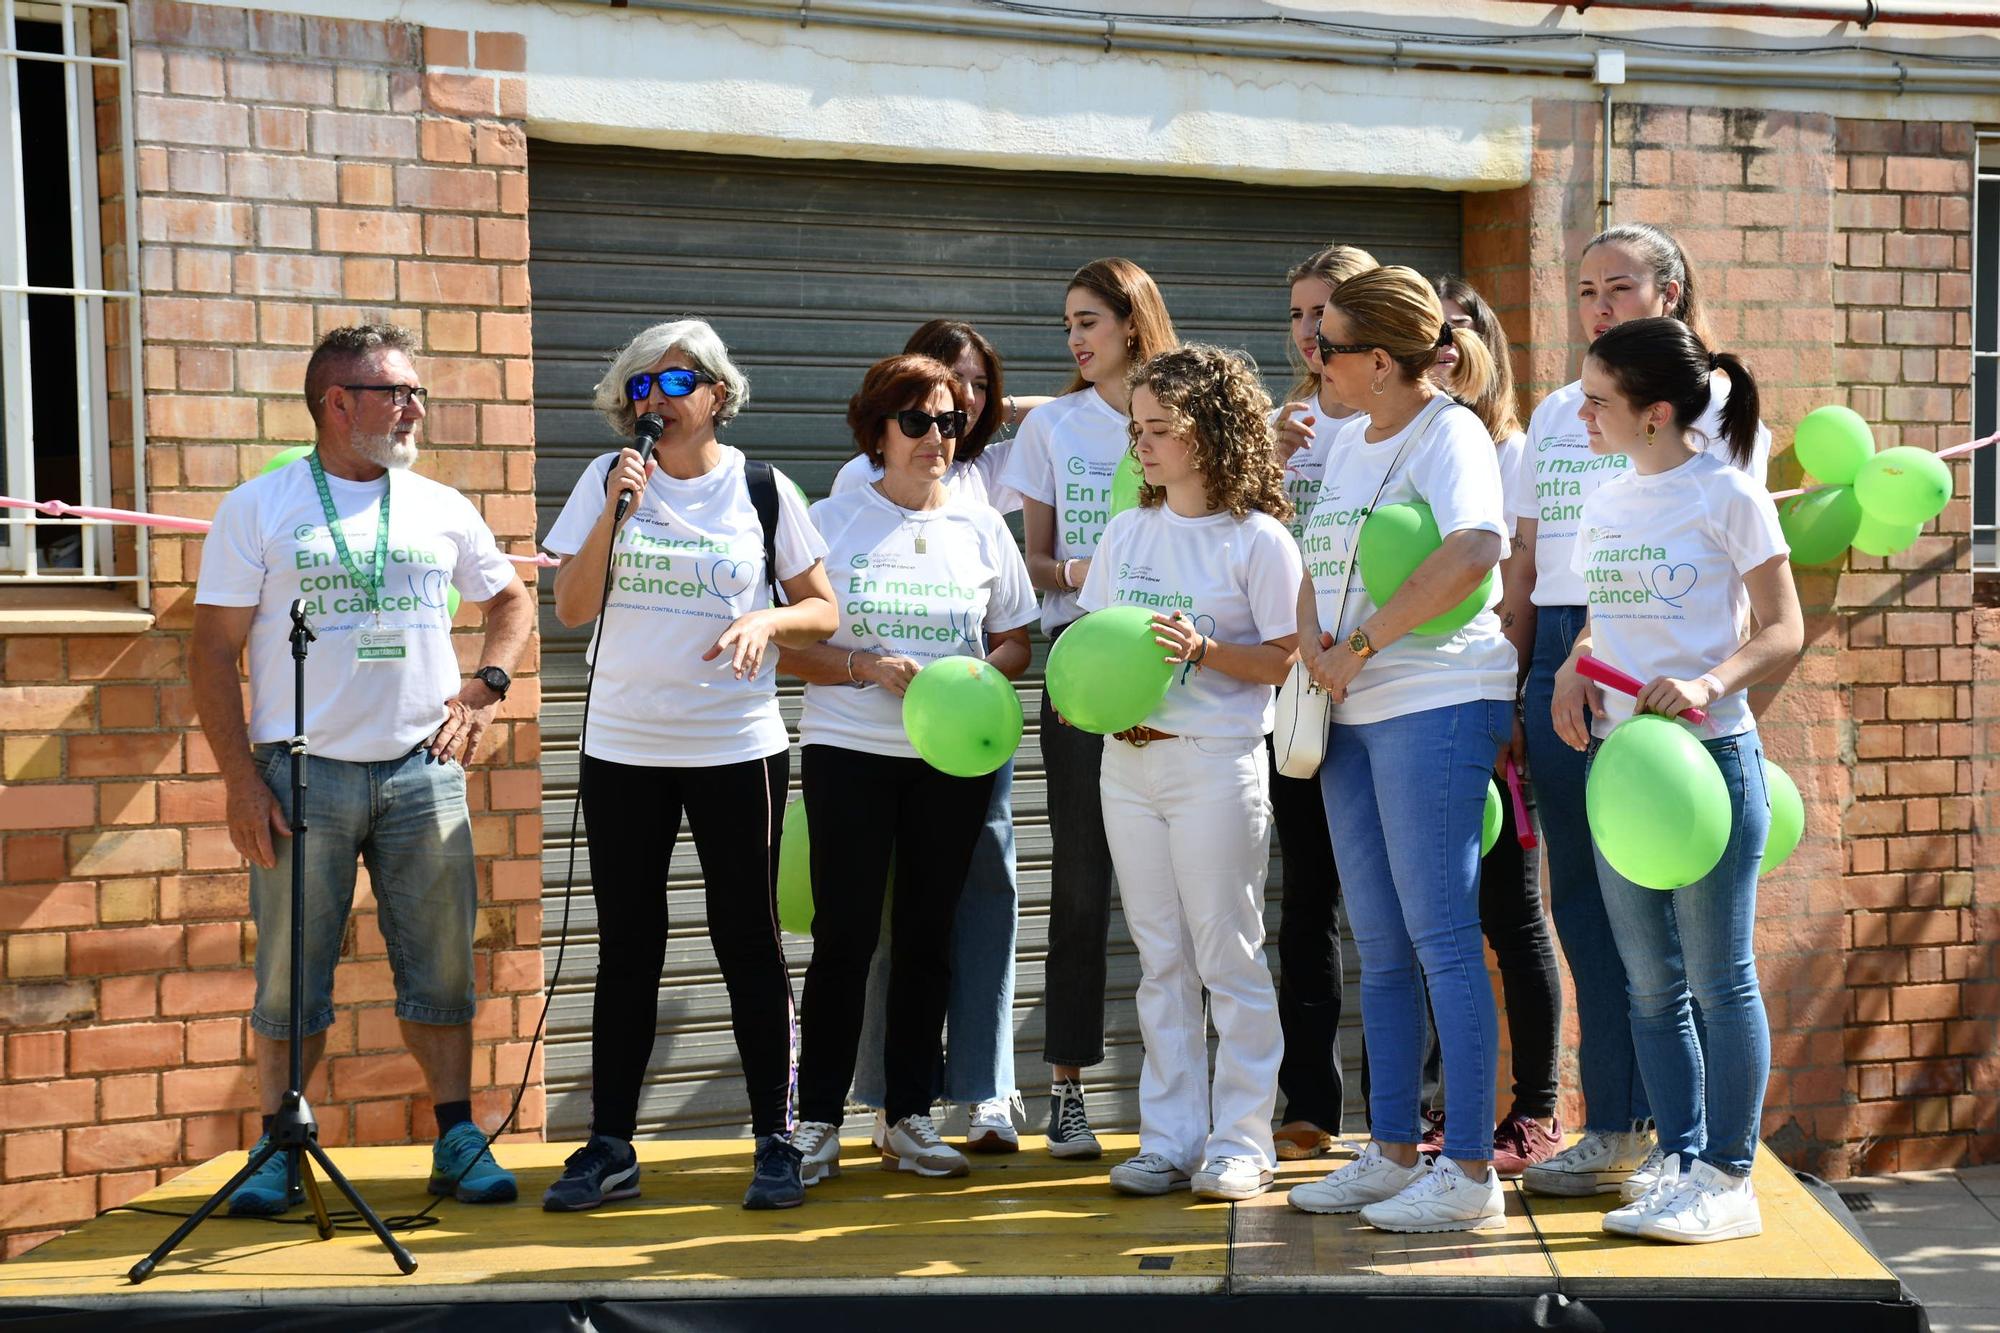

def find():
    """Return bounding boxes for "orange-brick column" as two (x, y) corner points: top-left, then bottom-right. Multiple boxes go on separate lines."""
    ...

(0, 0), (544, 1257)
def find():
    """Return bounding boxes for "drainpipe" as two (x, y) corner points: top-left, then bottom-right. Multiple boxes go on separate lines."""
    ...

(1595, 51), (1626, 232)
(1487, 0), (2000, 27)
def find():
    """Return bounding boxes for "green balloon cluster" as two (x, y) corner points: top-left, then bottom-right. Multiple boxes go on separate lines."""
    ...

(1761, 760), (1804, 874)
(1786, 409), (1952, 565)
(902, 656), (1024, 778)
(1481, 778), (1501, 858)
(1110, 451), (1143, 517)
(1356, 502), (1494, 637)
(1584, 714), (1733, 891)
(1045, 605), (1174, 734)
(777, 799), (813, 935)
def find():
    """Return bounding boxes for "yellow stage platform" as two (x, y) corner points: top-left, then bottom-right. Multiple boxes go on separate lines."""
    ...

(0, 1135), (1915, 1329)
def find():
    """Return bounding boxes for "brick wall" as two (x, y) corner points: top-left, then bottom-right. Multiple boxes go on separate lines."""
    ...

(0, 0), (544, 1256)
(1463, 97), (1999, 1178)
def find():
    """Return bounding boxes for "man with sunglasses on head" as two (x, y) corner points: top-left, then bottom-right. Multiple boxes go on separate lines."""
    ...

(193, 323), (535, 1217)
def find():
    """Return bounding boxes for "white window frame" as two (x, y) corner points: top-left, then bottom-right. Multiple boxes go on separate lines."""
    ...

(0, 0), (145, 590)
(1975, 132), (1999, 574)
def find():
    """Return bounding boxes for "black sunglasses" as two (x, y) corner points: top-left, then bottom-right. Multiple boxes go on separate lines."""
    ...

(1313, 332), (1381, 361)
(625, 368), (718, 401)
(340, 383), (428, 407)
(885, 409), (968, 439)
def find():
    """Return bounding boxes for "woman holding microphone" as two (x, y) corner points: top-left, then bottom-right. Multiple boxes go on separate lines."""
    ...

(785, 354), (1038, 1187)
(541, 319), (838, 1214)
(1002, 258), (1179, 1158)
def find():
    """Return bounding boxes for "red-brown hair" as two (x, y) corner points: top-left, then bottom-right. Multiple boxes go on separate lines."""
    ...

(846, 354), (971, 466)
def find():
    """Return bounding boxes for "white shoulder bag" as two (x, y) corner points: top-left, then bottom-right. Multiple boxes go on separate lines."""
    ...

(1271, 398), (1452, 780)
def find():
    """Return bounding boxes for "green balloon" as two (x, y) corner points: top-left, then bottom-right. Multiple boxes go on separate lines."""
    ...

(1110, 451), (1143, 517)
(1760, 759), (1803, 874)
(777, 799), (813, 935)
(1791, 405), (1875, 486)
(1854, 446), (1953, 527)
(1778, 486), (1863, 567)
(902, 655), (1024, 778)
(446, 586), (462, 617)
(1045, 605), (1174, 735)
(262, 444), (313, 475)
(1356, 501), (1494, 637)
(1585, 714), (1732, 891)
(1851, 511), (1922, 558)
(1481, 778), (1502, 858)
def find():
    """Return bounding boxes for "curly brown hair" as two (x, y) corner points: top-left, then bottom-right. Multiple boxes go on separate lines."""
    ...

(1124, 344), (1293, 523)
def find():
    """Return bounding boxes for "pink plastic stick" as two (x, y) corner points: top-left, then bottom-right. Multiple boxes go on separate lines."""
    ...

(1503, 753), (1537, 850)
(1575, 653), (1710, 727)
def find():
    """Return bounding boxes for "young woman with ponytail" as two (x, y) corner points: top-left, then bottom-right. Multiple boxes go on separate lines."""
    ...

(1553, 318), (1802, 1244)
(1284, 267), (1516, 1233)
(1505, 221), (1770, 1202)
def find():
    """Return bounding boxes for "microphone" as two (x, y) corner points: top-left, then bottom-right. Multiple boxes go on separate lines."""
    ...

(614, 413), (666, 523)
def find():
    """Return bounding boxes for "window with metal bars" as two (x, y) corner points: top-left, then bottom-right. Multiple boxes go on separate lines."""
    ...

(1975, 134), (1999, 575)
(0, 0), (145, 587)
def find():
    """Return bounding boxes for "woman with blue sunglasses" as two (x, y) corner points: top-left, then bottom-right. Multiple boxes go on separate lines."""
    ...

(542, 318), (839, 1213)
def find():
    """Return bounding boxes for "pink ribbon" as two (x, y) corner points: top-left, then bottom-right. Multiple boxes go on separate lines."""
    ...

(1768, 429), (1999, 502)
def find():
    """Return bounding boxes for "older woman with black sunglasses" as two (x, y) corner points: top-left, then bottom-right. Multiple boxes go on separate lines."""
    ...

(541, 318), (838, 1214)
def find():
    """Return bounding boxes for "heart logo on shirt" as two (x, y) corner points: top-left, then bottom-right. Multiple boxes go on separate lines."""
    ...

(704, 558), (756, 602)
(1644, 562), (1699, 607)
(412, 567), (451, 610)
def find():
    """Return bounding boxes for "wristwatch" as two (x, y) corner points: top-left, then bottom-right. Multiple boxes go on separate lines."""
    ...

(474, 665), (511, 699)
(1347, 628), (1376, 660)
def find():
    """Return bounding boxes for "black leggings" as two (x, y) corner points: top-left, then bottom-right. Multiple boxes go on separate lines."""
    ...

(581, 751), (794, 1140)
(1267, 736), (1345, 1133)
(797, 744), (994, 1127)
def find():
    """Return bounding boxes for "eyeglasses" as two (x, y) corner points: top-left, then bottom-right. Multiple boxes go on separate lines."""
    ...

(340, 383), (428, 408)
(625, 368), (718, 401)
(1313, 332), (1381, 361)
(886, 409), (968, 440)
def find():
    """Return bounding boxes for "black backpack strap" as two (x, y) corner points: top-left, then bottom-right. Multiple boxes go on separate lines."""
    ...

(744, 460), (783, 604)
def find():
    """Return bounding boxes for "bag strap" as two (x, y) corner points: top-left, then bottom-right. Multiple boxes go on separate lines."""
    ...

(744, 460), (783, 604)
(1321, 395), (1455, 659)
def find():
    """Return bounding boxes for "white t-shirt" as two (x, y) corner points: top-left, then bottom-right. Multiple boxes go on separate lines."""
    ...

(830, 439), (1022, 516)
(798, 486), (1039, 760)
(195, 460), (517, 763)
(1273, 398), (1363, 544)
(1078, 505), (1302, 739)
(1495, 431), (1525, 542)
(1572, 451), (1787, 740)
(1509, 375), (1772, 607)
(999, 387), (1131, 633)
(1302, 400), (1518, 726)
(542, 446), (826, 767)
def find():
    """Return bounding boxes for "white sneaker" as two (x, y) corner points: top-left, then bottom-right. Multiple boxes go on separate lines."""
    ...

(882, 1114), (969, 1178)
(1636, 1159), (1762, 1244)
(1045, 1079), (1101, 1160)
(1110, 1151), (1192, 1196)
(1522, 1126), (1656, 1197)
(965, 1093), (1022, 1154)
(793, 1120), (841, 1187)
(1618, 1143), (1670, 1202)
(1287, 1141), (1429, 1215)
(1361, 1155), (1506, 1233)
(1192, 1156), (1273, 1201)
(1603, 1152), (1682, 1235)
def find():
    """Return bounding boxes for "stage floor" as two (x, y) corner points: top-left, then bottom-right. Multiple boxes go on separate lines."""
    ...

(0, 1135), (1908, 1318)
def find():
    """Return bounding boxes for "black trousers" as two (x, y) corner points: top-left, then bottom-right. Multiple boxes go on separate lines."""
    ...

(797, 744), (995, 1126)
(580, 751), (794, 1140)
(1038, 685), (1116, 1069)
(1267, 736), (1345, 1133)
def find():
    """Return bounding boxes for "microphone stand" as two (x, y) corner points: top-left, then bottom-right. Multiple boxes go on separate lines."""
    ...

(131, 601), (416, 1281)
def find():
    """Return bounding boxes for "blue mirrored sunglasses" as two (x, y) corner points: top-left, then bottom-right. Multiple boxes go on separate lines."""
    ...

(625, 368), (718, 401)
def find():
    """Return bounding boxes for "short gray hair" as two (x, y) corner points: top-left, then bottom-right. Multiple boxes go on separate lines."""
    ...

(306, 323), (417, 425)
(592, 318), (750, 437)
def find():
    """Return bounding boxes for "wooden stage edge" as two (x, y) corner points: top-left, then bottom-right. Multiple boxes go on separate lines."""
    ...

(0, 1135), (1910, 1314)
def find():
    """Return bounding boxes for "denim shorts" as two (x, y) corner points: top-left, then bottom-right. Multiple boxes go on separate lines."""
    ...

(248, 743), (478, 1039)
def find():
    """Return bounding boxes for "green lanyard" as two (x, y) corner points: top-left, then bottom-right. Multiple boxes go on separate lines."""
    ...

(307, 451), (391, 615)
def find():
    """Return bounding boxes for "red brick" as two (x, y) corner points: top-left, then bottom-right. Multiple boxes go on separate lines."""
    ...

(1893, 983), (1964, 1022)
(330, 1052), (426, 1099)
(0, 1178), (97, 1231)
(69, 733), (181, 779)
(66, 1119), (182, 1175)
(161, 1065), (256, 1115)
(0, 1079), (97, 1131)
(184, 1017), (244, 1064)
(138, 95), (249, 148)
(309, 110), (418, 160)
(0, 785), (96, 832)
(423, 72), (495, 119)
(233, 252), (343, 298)
(144, 296), (255, 344)
(4, 1130), (62, 1180)
(423, 214), (477, 257)
(318, 208), (423, 256)
(420, 118), (473, 164)
(423, 27), (469, 65)
(394, 164), (497, 211)
(397, 260), (498, 306)
(476, 217), (528, 262)
(224, 57), (336, 106)
(160, 968), (257, 1017)
(302, 15), (413, 64)
(473, 31), (526, 71)
(6, 1032), (64, 1081)
(69, 927), (184, 978)
(227, 151), (338, 203)
(146, 394), (261, 440)
(474, 122), (525, 167)
(100, 1073), (160, 1120)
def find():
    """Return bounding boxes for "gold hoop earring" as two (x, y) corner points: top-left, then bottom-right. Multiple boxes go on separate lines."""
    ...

(1645, 421), (1656, 446)
(1371, 379), (1387, 396)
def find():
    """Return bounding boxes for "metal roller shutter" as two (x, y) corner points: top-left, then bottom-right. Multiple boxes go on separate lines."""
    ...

(529, 143), (1463, 1140)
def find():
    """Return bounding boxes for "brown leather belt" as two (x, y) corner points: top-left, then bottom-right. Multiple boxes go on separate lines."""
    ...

(1113, 725), (1177, 746)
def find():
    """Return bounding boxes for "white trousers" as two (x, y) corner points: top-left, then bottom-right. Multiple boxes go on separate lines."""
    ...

(1100, 733), (1281, 1172)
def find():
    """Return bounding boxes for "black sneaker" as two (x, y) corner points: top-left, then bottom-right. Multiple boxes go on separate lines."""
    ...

(542, 1134), (640, 1212)
(743, 1134), (805, 1211)
(1046, 1078), (1101, 1160)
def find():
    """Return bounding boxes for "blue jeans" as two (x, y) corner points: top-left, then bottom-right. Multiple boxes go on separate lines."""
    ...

(1321, 699), (1507, 1162)
(852, 760), (1018, 1107)
(248, 743), (477, 1039)
(1524, 605), (1651, 1132)
(1594, 731), (1772, 1178)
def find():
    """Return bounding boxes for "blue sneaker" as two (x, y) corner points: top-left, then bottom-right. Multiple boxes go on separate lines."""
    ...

(428, 1121), (518, 1203)
(743, 1134), (805, 1211)
(226, 1137), (298, 1216)
(542, 1135), (640, 1213)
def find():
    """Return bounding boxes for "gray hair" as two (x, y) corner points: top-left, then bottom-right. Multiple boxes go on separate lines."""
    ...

(592, 318), (750, 438)
(305, 323), (417, 425)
